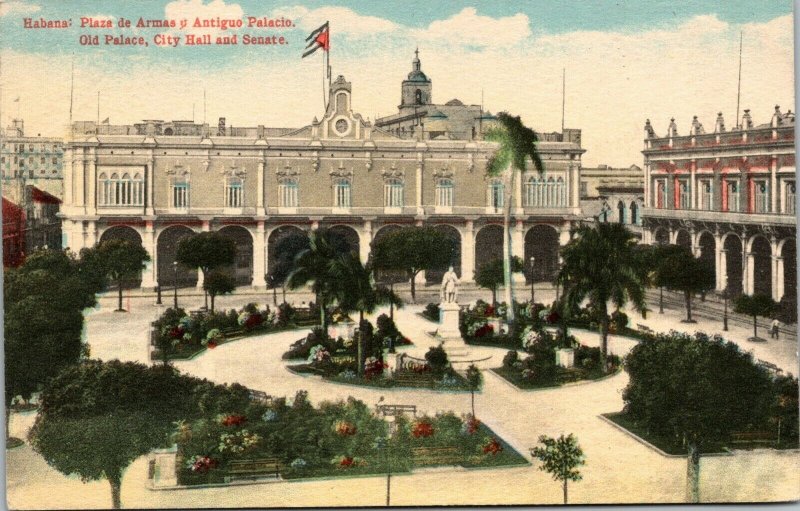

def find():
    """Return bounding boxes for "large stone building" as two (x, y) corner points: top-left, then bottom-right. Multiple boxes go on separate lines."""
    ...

(641, 107), (796, 304)
(61, 67), (585, 291)
(579, 164), (644, 237)
(1, 119), (65, 198)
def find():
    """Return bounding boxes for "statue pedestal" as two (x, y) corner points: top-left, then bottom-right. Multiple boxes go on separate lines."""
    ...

(438, 301), (462, 339)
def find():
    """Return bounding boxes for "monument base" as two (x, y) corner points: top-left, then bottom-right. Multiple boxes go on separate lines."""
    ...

(438, 301), (462, 339)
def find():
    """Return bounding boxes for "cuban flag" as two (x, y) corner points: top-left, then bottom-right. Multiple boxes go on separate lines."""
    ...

(302, 22), (329, 58)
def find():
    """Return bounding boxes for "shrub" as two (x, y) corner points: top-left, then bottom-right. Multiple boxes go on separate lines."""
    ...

(277, 302), (295, 327)
(611, 310), (629, 332)
(423, 303), (441, 321)
(502, 350), (519, 369)
(425, 345), (449, 374)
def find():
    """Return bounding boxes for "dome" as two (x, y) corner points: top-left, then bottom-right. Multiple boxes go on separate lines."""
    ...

(406, 70), (429, 82)
(444, 99), (464, 106)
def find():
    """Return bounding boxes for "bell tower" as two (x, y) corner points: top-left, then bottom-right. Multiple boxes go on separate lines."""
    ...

(400, 48), (432, 111)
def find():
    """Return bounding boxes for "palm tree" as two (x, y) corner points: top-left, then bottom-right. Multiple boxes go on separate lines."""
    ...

(557, 223), (647, 370)
(286, 229), (347, 331)
(485, 113), (544, 325)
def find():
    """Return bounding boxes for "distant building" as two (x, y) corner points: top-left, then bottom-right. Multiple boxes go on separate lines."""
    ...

(2, 181), (62, 267)
(641, 107), (796, 304)
(579, 164), (644, 236)
(1, 119), (64, 199)
(3, 197), (24, 267)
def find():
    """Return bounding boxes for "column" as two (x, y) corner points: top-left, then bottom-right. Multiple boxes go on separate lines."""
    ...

(643, 162), (650, 209)
(690, 160), (697, 209)
(512, 220), (525, 283)
(196, 221), (211, 289)
(146, 150), (155, 215)
(76, 148), (85, 212)
(141, 221), (157, 289)
(252, 221), (267, 288)
(63, 147), (74, 207)
(87, 147), (97, 214)
(771, 255), (781, 301)
(462, 221), (475, 283)
(264, 226), (275, 284)
(85, 221), (97, 248)
(744, 245), (754, 295)
(775, 256), (785, 302)
(514, 172), (523, 214)
(415, 164), (423, 216)
(257, 156), (265, 213)
(690, 229), (701, 257)
(770, 157), (778, 213)
(717, 248), (728, 292)
(669, 229), (678, 245)
(359, 220), (372, 264)
(570, 164), (580, 210)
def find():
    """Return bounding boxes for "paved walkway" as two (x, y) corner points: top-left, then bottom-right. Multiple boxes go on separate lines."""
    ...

(7, 292), (800, 509)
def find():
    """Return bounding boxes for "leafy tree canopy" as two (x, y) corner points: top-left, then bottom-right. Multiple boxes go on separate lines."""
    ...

(176, 232), (236, 274)
(371, 226), (454, 275)
(96, 238), (151, 282)
(653, 245), (714, 294)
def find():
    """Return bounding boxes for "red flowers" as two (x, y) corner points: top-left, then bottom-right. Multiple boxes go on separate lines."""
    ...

(482, 437), (503, 455)
(339, 456), (354, 467)
(221, 414), (247, 427)
(546, 311), (561, 324)
(485, 305), (496, 317)
(244, 313), (263, 330)
(466, 417), (481, 434)
(475, 324), (494, 338)
(207, 340), (217, 349)
(169, 326), (185, 339)
(412, 421), (434, 438)
(189, 455), (218, 473)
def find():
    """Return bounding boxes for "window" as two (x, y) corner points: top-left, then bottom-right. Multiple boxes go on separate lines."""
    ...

(678, 180), (690, 209)
(630, 202), (638, 224)
(655, 180), (666, 209)
(725, 181), (740, 212)
(580, 181), (587, 197)
(278, 178), (298, 208)
(225, 177), (243, 208)
(52, 157), (57, 165)
(333, 178), (351, 208)
(786, 181), (796, 215)
(99, 172), (144, 206)
(617, 201), (625, 223)
(754, 180), (769, 213)
(699, 180), (713, 211)
(384, 178), (404, 208)
(489, 179), (504, 209)
(415, 89), (423, 105)
(172, 180), (189, 209)
(435, 178), (454, 207)
(40, 157), (45, 164)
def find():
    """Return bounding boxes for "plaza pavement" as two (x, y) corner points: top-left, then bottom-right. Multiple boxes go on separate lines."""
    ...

(6, 287), (800, 508)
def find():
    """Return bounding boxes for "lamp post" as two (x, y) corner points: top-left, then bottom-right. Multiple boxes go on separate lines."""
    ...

(529, 256), (535, 304)
(173, 261), (179, 310)
(722, 288), (729, 331)
(659, 286), (664, 314)
(373, 436), (391, 506)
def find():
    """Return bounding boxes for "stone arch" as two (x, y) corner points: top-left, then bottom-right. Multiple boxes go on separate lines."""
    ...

(267, 225), (307, 285)
(780, 238), (796, 302)
(371, 224), (407, 283)
(723, 234), (743, 295)
(217, 225), (254, 286)
(425, 224), (461, 283)
(99, 225), (144, 289)
(524, 224), (560, 283)
(327, 224), (360, 257)
(675, 229), (691, 250)
(654, 227), (670, 246)
(474, 224), (504, 274)
(750, 235), (772, 297)
(698, 231), (715, 277)
(157, 225), (199, 288)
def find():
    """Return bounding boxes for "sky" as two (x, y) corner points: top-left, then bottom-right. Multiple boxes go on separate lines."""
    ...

(0, 0), (794, 166)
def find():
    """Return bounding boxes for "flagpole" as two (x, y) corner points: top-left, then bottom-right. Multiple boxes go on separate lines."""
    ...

(69, 54), (75, 129)
(322, 46), (327, 112)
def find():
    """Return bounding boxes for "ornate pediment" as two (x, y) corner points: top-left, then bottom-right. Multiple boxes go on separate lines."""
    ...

(381, 164), (404, 179)
(276, 164), (300, 179)
(329, 161), (353, 178)
(220, 166), (247, 177)
(165, 165), (190, 176)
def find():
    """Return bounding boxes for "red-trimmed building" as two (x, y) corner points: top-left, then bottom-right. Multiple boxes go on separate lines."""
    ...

(2, 182), (62, 268)
(642, 106), (796, 306)
(3, 197), (25, 267)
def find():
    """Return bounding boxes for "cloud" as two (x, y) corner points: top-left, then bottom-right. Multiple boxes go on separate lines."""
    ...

(276, 5), (399, 37)
(413, 7), (531, 48)
(0, 1), (40, 17)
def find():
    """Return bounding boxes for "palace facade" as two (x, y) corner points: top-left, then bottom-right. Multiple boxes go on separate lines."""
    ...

(641, 107), (796, 304)
(61, 61), (585, 291)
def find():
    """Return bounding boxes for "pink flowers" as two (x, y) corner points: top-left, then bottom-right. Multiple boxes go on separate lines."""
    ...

(412, 420), (434, 438)
(187, 455), (218, 473)
(221, 414), (247, 427)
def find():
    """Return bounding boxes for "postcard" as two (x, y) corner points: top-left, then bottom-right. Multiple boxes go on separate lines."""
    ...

(2, 0), (797, 508)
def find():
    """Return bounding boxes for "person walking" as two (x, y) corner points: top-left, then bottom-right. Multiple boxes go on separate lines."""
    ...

(770, 318), (780, 339)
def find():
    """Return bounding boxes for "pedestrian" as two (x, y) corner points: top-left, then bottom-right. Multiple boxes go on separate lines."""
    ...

(771, 317), (780, 339)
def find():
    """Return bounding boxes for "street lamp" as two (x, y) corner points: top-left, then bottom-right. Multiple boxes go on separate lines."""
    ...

(722, 288), (729, 331)
(173, 261), (179, 309)
(529, 256), (536, 304)
(373, 436), (391, 506)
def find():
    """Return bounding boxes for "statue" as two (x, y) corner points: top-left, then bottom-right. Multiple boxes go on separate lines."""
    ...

(440, 266), (459, 303)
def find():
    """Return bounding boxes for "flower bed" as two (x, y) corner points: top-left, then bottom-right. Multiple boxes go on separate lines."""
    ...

(151, 303), (299, 361)
(175, 392), (527, 486)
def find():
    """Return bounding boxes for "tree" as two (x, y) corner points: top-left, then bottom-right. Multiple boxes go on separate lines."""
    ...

(4, 249), (100, 439)
(475, 257), (524, 307)
(175, 232), (236, 309)
(371, 226), (454, 303)
(465, 364), (482, 418)
(287, 229), (352, 330)
(267, 231), (310, 305)
(96, 238), (151, 312)
(27, 360), (199, 508)
(484, 112), (544, 324)
(531, 434), (585, 504)
(734, 294), (779, 340)
(654, 245), (714, 322)
(623, 332), (774, 503)
(557, 223), (647, 370)
(203, 270), (235, 312)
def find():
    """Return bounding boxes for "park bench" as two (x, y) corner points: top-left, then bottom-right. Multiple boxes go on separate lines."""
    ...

(411, 446), (462, 466)
(225, 458), (281, 481)
(730, 431), (776, 444)
(636, 323), (654, 335)
(248, 389), (272, 404)
(377, 404), (417, 417)
(757, 359), (783, 374)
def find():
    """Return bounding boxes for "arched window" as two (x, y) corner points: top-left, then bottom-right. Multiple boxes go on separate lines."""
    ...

(225, 176), (243, 208)
(98, 172), (109, 205)
(630, 201), (638, 224)
(279, 178), (298, 208)
(525, 177), (537, 207)
(617, 201), (625, 223)
(489, 179), (504, 209)
(435, 178), (454, 207)
(384, 178), (404, 208)
(334, 178), (351, 208)
(415, 89), (423, 105)
(556, 177), (565, 206)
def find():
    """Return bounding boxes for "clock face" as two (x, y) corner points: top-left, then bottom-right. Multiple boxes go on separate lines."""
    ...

(335, 119), (349, 134)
